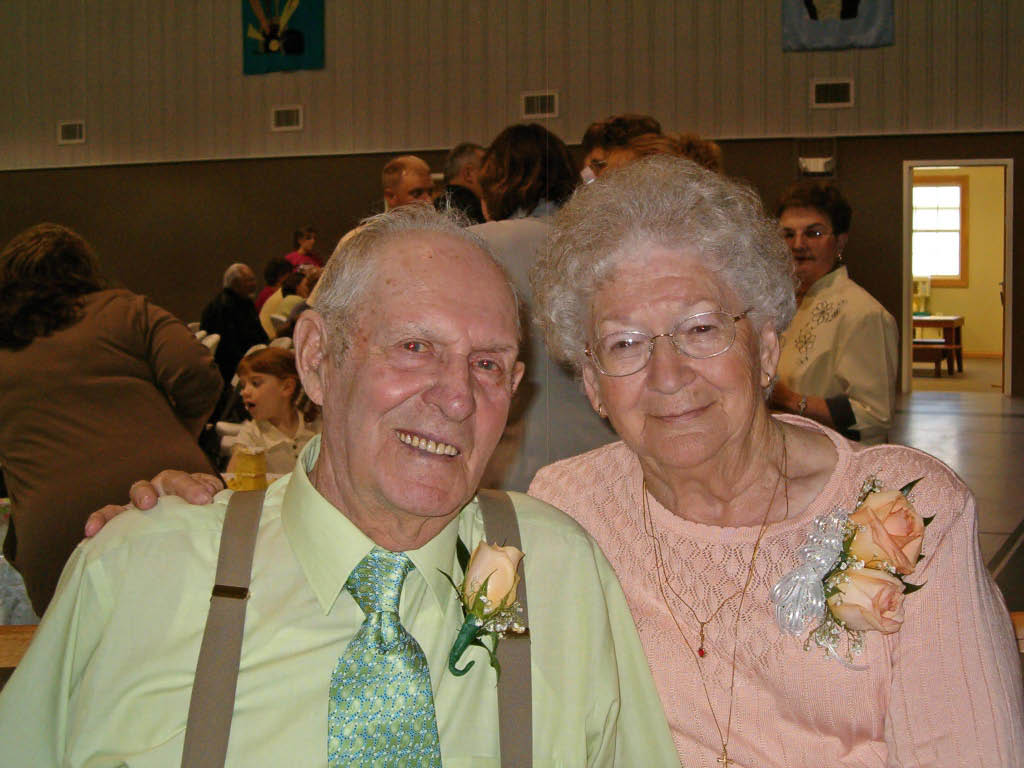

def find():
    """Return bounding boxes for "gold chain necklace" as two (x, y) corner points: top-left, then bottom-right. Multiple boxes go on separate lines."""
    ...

(641, 440), (789, 768)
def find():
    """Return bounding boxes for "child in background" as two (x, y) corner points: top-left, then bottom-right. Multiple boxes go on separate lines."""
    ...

(227, 347), (321, 475)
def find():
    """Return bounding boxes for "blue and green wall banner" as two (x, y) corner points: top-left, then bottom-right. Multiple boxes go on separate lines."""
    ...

(782, 0), (894, 52)
(243, 0), (324, 74)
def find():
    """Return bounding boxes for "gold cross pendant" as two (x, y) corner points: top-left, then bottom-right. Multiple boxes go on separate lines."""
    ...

(717, 748), (733, 766)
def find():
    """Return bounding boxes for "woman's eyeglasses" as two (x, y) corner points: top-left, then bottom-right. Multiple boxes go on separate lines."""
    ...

(586, 310), (750, 377)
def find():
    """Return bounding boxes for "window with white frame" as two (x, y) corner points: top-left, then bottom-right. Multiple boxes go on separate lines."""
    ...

(911, 176), (968, 287)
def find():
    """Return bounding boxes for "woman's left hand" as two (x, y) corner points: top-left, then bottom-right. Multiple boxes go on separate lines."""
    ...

(83, 471), (225, 537)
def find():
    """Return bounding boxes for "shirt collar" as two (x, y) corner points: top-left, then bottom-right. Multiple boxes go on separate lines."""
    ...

(804, 264), (848, 301)
(281, 435), (481, 615)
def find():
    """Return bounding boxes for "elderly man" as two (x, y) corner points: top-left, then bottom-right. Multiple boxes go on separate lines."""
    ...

(434, 142), (486, 224)
(0, 206), (678, 767)
(200, 262), (268, 386)
(382, 154), (434, 209)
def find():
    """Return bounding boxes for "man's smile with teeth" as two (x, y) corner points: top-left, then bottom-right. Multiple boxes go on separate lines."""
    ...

(396, 430), (460, 456)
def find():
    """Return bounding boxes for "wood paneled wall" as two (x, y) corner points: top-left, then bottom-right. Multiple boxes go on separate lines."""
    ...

(3, 1), (1021, 171)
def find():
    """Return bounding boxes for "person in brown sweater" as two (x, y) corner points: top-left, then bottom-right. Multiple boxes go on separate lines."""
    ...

(0, 223), (222, 614)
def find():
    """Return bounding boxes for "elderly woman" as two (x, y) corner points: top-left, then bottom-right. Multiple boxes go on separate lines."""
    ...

(768, 181), (898, 444)
(528, 156), (1023, 766)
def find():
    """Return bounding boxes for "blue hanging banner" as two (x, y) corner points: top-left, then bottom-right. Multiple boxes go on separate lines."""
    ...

(243, 0), (324, 74)
(782, 0), (894, 52)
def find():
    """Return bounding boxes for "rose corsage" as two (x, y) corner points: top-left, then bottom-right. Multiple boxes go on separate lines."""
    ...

(442, 539), (527, 679)
(770, 476), (932, 667)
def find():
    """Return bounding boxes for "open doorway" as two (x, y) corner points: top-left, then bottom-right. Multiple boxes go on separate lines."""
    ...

(900, 159), (1014, 395)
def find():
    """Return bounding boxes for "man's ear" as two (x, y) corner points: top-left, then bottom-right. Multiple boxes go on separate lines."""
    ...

(758, 322), (781, 390)
(382, 189), (396, 210)
(293, 310), (329, 406)
(510, 361), (525, 395)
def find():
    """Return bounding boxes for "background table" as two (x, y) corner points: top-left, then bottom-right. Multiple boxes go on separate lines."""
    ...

(912, 315), (964, 376)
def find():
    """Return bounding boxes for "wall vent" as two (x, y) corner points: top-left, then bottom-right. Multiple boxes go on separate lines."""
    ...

(271, 105), (303, 132)
(521, 90), (559, 119)
(810, 78), (854, 108)
(57, 121), (85, 144)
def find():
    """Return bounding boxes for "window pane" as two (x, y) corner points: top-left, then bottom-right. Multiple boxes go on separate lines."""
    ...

(912, 231), (960, 277)
(913, 208), (938, 229)
(914, 186), (941, 206)
(936, 208), (961, 230)
(936, 186), (961, 207)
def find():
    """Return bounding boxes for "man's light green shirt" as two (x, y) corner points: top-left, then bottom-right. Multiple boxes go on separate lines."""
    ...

(0, 437), (678, 767)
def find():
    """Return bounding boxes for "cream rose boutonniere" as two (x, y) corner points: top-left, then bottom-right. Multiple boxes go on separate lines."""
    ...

(771, 476), (931, 667)
(442, 540), (526, 678)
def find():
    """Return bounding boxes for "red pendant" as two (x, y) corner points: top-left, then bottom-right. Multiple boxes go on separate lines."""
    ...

(697, 647), (706, 658)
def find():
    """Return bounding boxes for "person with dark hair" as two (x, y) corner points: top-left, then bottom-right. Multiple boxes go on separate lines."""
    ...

(579, 113), (662, 182)
(434, 142), (486, 224)
(477, 123), (577, 222)
(769, 180), (898, 444)
(256, 255), (294, 310)
(285, 225), (323, 270)
(0, 223), (221, 613)
(471, 123), (615, 491)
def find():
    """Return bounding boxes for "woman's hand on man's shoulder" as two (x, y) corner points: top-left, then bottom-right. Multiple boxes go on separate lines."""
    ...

(83, 471), (225, 537)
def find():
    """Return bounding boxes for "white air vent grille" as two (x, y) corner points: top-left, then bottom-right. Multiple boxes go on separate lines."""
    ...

(810, 78), (854, 109)
(271, 105), (303, 132)
(57, 121), (85, 144)
(521, 91), (559, 119)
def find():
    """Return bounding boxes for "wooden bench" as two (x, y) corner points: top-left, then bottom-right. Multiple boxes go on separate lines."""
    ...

(0, 624), (36, 691)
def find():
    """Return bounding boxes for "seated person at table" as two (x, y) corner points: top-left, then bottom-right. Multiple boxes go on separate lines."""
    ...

(0, 205), (678, 767)
(769, 180), (898, 444)
(227, 347), (321, 476)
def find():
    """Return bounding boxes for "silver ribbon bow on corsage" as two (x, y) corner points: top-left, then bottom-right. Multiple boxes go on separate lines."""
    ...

(770, 507), (849, 634)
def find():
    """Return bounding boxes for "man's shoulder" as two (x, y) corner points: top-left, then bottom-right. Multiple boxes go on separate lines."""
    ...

(81, 494), (231, 563)
(505, 490), (590, 541)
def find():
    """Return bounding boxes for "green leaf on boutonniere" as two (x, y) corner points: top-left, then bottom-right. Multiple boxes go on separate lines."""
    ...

(902, 580), (926, 595)
(899, 477), (923, 497)
(922, 515), (936, 527)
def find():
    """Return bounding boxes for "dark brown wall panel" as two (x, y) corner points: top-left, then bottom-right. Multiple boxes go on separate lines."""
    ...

(2, 134), (1021, 392)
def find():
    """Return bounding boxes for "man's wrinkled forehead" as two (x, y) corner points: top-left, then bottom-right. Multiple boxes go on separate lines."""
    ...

(368, 231), (521, 339)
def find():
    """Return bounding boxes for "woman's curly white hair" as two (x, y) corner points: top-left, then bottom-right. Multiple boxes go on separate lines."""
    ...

(531, 154), (796, 375)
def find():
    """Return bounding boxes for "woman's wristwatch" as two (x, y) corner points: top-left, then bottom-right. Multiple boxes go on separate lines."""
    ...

(797, 395), (808, 417)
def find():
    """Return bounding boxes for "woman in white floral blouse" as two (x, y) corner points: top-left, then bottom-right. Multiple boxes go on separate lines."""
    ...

(769, 181), (898, 444)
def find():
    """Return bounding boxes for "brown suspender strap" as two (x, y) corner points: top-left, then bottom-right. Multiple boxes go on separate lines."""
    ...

(476, 488), (532, 768)
(181, 490), (265, 768)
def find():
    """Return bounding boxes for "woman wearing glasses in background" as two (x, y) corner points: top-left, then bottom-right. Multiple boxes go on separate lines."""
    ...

(529, 156), (1022, 766)
(769, 180), (898, 445)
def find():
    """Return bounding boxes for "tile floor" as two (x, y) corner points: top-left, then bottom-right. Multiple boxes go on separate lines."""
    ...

(890, 389), (1024, 609)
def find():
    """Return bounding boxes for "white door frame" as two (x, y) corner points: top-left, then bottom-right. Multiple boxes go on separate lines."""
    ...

(901, 158), (1014, 395)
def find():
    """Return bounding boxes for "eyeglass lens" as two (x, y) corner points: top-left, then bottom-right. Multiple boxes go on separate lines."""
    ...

(592, 311), (739, 376)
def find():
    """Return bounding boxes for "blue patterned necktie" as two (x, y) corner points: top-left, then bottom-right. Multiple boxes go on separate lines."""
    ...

(328, 548), (442, 767)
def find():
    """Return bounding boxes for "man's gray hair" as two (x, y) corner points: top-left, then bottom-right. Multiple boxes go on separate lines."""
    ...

(223, 263), (251, 289)
(311, 204), (521, 351)
(531, 154), (796, 375)
(442, 142), (484, 184)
